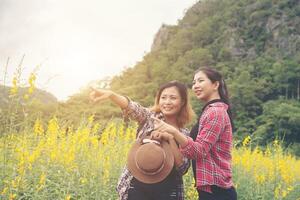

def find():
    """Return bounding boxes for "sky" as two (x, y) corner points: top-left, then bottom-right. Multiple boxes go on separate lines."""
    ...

(0, 0), (197, 101)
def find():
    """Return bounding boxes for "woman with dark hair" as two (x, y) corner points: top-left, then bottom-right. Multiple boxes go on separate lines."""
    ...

(89, 81), (194, 200)
(152, 67), (237, 200)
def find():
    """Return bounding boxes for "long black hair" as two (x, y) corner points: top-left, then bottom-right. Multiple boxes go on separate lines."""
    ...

(191, 66), (234, 138)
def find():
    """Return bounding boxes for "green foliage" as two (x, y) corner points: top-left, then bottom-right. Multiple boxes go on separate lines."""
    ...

(254, 99), (300, 145)
(2, 0), (299, 152)
(101, 0), (300, 151)
(55, 89), (123, 129)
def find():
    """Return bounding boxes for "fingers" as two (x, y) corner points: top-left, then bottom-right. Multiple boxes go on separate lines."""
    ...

(151, 116), (164, 130)
(151, 130), (158, 138)
(151, 131), (170, 142)
(88, 88), (111, 103)
(151, 116), (160, 121)
(89, 86), (97, 92)
(151, 116), (162, 125)
(89, 87), (101, 95)
(89, 90), (101, 103)
(151, 131), (162, 141)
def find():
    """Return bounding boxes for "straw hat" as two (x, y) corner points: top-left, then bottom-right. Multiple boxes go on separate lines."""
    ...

(127, 138), (174, 184)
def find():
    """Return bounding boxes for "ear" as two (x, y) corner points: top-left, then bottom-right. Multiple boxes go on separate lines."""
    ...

(213, 81), (220, 91)
(180, 99), (185, 107)
(180, 103), (184, 110)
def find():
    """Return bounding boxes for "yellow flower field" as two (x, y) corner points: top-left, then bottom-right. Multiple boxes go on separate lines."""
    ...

(0, 117), (300, 200)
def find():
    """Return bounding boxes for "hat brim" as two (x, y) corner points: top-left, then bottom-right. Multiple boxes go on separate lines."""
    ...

(127, 139), (174, 184)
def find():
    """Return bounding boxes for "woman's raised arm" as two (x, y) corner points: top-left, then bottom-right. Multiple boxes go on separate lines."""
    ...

(89, 88), (129, 109)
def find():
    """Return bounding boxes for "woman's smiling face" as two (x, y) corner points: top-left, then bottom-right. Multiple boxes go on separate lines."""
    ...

(192, 71), (219, 102)
(159, 86), (183, 117)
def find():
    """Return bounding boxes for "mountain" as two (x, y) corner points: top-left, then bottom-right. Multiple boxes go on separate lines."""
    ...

(0, 85), (58, 134)
(60, 0), (300, 153)
(0, 85), (57, 106)
(106, 0), (300, 151)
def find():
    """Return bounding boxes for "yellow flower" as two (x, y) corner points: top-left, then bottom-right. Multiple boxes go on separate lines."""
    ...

(80, 177), (87, 184)
(26, 73), (36, 96)
(92, 123), (100, 134)
(1, 187), (8, 195)
(287, 186), (294, 191)
(242, 135), (251, 147)
(65, 194), (71, 200)
(11, 179), (17, 188)
(9, 193), (16, 200)
(23, 94), (29, 100)
(255, 174), (266, 184)
(274, 184), (281, 199)
(28, 87), (34, 94)
(282, 189), (287, 198)
(34, 118), (44, 136)
(47, 117), (59, 135)
(12, 77), (17, 85)
(36, 176), (45, 192)
(9, 77), (18, 96)
(88, 114), (94, 124)
(28, 73), (36, 85)
(39, 172), (46, 185)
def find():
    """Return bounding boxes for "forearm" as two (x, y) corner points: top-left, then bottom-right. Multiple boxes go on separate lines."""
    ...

(109, 92), (129, 109)
(172, 130), (189, 148)
(179, 136), (213, 160)
(168, 138), (184, 167)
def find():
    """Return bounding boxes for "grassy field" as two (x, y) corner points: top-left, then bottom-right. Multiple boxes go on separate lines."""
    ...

(1, 117), (300, 200)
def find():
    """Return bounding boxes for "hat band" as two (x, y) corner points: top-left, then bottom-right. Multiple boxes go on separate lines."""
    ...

(142, 138), (161, 145)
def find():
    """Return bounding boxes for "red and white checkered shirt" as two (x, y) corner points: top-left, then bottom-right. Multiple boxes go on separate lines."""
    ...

(180, 102), (234, 193)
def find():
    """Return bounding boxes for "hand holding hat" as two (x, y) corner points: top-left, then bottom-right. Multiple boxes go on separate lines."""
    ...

(151, 131), (174, 142)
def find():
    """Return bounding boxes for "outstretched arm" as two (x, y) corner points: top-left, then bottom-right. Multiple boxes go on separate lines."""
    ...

(90, 88), (150, 125)
(89, 88), (129, 109)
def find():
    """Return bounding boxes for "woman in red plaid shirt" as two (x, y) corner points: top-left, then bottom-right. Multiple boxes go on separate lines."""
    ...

(152, 67), (237, 200)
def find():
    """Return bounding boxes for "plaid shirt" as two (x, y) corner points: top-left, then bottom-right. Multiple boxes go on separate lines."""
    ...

(116, 100), (190, 200)
(180, 102), (233, 193)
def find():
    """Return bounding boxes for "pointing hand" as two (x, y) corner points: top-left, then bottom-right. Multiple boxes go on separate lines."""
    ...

(89, 87), (113, 103)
